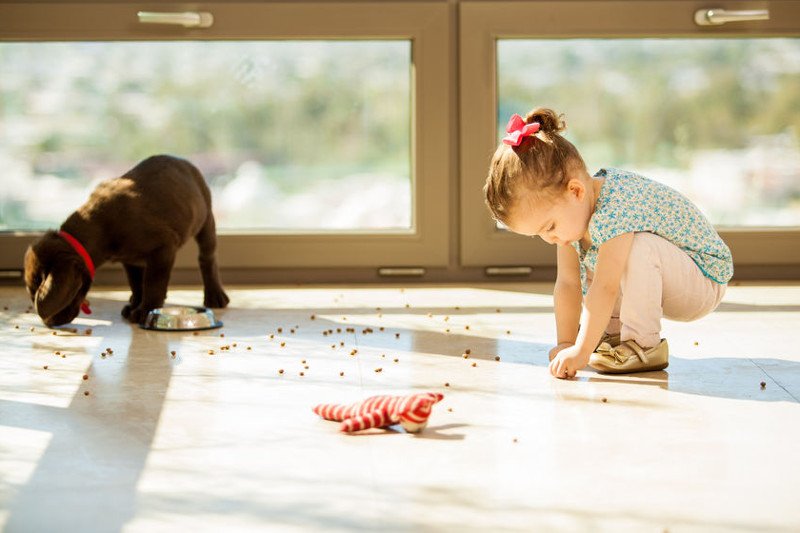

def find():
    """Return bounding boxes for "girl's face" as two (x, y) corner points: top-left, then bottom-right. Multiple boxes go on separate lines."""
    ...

(505, 178), (594, 246)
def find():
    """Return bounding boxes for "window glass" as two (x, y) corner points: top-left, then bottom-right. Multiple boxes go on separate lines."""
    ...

(0, 41), (412, 232)
(498, 39), (800, 226)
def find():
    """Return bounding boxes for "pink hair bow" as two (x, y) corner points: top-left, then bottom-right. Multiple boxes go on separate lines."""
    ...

(502, 114), (540, 146)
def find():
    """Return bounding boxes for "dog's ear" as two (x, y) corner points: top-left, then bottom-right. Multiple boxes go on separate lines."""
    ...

(34, 263), (82, 321)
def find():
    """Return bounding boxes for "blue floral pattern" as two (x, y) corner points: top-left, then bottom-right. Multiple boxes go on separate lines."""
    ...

(571, 168), (734, 294)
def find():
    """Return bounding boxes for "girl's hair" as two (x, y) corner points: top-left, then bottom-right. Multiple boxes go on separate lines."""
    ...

(483, 108), (586, 224)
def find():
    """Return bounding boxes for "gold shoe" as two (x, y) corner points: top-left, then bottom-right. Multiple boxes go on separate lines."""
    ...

(589, 338), (669, 374)
(597, 332), (620, 350)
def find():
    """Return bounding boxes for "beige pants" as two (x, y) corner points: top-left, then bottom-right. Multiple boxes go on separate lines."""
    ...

(586, 231), (727, 348)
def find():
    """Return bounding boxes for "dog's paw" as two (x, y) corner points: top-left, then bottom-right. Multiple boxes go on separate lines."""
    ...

(121, 304), (133, 319)
(125, 306), (150, 325)
(204, 289), (230, 309)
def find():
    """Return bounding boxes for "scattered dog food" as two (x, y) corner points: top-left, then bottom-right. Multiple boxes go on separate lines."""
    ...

(471, 362), (477, 367)
(393, 358), (399, 363)
(444, 382), (450, 387)
(43, 365), (48, 370)
(494, 356), (501, 361)
(374, 368), (383, 373)
(601, 397), (608, 403)
(280, 342), (286, 347)
(395, 333), (400, 339)
(761, 381), (766, 389)
(82, 374), (88, 380)
(299, 372), (305, 377)
(278, 369), (284, 375)
(339, 372), (344, 377)
(170, 351), (176, 356)
(84, 391), (90, 396)
(462, 353), (469, 359)
(465, 349), (471, 355)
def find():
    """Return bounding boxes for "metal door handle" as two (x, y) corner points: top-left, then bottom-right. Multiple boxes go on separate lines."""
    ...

(694, 8), (769, 26)
(137, 11), (214, 28)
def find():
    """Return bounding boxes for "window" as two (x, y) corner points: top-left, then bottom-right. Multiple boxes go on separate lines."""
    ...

(461, 1), (800, 271)
(498, 38), (800, 227)
(1, 40), (412, 233)
(0, 2), (450, 271)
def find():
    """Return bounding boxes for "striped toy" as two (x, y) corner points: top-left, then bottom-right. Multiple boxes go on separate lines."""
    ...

(313, 392), (444, 433)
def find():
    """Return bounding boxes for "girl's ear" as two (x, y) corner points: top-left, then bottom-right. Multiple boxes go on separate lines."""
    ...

(566, 178), (586, 201)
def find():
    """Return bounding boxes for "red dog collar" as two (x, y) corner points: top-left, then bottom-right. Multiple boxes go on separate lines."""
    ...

(58, 230), (95, 315)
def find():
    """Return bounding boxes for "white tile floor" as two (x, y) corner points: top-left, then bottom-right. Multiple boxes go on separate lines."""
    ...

(1, 282), (799, 532)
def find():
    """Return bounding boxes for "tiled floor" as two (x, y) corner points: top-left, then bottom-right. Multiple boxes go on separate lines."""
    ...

(1, 282), (799, 532)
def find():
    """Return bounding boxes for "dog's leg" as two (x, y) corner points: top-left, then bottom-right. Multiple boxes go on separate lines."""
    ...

(196, 214), (230, 309)
(121, 264), (144, 319)
(127, 248), (176, 324)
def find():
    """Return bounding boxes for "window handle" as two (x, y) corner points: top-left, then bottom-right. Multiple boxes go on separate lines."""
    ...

(694, 8), (769, 26)
(137, 11), (214, 28)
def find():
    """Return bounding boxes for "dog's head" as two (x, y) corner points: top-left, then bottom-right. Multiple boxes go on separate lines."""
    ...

(24, 231), (92, 327)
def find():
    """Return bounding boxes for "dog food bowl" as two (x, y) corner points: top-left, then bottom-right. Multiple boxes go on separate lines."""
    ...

(141, 306), (223, 331)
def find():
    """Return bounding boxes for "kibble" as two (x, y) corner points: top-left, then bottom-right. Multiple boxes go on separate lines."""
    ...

(220, 333), (225, 338)
(494, 356), (501, 361)
(393, 358), (399, 363)
(43, 365), (48, 370)
(447, 407), (453, 412)
(601, 397), (608, 403)
(462, 353), (469, 359)
(374, 368), (383, 373)
(465, 349), (471, 355)
(170, 351), (176, 356)
(471, 362), (477, 367)
(82, 374), (89, 380)
(85, 328), (92, 335)
(84, 391), (90, 396)
(280, 342), (286, 347)
(277, 328), (283, 333)
(310, 314), (316, 320)
(444, 382), (450, 387)
(299, 372), (305, 377)
(339, 371), (344, 377)
(760, 381), (766, 389)
(465, 325), (470, 330)
(506, 330), (511, 335)
(208, 350), (214, 355)
(395, 333), (400, 339)
(278, 369), (284, 375)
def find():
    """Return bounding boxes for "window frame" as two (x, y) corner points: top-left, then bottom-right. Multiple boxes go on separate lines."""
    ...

(460, 0), (800, 272)
(0, 1), (451, 270)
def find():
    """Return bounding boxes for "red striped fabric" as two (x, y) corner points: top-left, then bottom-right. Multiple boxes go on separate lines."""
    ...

(313, 392), (444, 433)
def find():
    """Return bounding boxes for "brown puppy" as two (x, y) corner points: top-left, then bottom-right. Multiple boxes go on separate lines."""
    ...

(24, 155), (229, 327)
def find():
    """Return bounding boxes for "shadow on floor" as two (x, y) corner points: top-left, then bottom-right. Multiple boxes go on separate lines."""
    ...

(2, 326), (173, 532)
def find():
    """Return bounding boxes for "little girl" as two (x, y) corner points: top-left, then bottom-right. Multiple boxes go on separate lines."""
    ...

(484, 108), (733, 379)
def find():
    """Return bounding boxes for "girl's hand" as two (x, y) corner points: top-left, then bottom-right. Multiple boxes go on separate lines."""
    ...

(548, 342), (575, 362)
(549, 345), (590, 379)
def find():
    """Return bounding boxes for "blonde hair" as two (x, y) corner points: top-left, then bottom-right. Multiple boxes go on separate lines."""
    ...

(483, 108), (586, 224)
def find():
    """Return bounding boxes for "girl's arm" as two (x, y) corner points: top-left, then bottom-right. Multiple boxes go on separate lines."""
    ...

(554, 243), (582, 346)
(573, 232), (634, 358)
